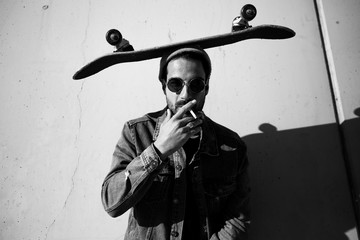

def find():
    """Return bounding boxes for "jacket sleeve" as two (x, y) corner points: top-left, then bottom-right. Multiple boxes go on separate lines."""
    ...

(211, 146), (251, 240)
(101, 122), (165, 217)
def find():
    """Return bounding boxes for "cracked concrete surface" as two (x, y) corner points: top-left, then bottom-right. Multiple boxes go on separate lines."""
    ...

(43, 1), (91, 239)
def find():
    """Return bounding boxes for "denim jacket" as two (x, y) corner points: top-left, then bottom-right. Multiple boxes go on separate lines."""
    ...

(101, 108), (250, 240)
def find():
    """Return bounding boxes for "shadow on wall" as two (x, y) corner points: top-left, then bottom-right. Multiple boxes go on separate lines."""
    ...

(342, 107), (360, 223)
(244, 108), (360, 240)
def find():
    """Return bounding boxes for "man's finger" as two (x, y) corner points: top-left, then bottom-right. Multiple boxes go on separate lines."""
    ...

(165, 109), (172, 122)
(160, 109), (172, 127)
(173, 100), (196, 119)
(188, 118), (203, 128)
(178, 116), (193, 126)
(189, 126), (202, 137)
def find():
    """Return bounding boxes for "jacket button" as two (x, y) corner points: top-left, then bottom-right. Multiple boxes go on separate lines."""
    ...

(171, 231), (179, 237)
(175, 165), (182, 171)
(151, 160), (158, 168)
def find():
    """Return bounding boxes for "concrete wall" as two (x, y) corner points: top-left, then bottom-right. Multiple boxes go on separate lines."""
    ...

(0, 0), (358, 239)
(317, 0), (360, 228)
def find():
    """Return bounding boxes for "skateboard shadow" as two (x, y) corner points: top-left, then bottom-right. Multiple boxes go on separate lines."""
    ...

(243, 108), (360, 240)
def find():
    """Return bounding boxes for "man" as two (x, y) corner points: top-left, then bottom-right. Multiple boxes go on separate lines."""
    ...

(101, 46), (250, 240)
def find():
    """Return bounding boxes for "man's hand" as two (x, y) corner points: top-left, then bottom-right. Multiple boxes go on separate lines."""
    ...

(154, 100), (203, 160)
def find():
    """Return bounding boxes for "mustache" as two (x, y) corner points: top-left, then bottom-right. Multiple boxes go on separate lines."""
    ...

(175, 100), (194, 108)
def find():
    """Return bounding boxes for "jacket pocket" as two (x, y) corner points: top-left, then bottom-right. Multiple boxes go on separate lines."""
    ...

(203, 177), (236, 198)
(203, 177), (237, 215)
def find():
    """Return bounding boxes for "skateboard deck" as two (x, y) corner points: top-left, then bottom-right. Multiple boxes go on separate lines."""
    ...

(73, 24), (295, 80)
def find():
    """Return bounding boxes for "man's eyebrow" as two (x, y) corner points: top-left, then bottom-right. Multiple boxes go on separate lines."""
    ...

(167, 77), (205, 81)
(167, 77), (183, 81)
(191, 77), (205, 81)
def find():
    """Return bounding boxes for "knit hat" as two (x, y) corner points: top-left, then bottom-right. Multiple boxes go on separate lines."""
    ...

(158, 46), (212, 82)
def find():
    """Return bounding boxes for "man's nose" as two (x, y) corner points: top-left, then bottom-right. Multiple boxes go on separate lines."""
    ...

(179, 85), (191, 99)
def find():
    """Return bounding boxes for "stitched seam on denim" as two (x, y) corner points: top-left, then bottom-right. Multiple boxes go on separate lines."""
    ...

(127, 116), (151, 126)
(153, 119), (161, 141)
(141, 145), (161, 173)
(141, 150), (149, 167)
(105, 169), (149, 213)
(127, 122), (136, 150)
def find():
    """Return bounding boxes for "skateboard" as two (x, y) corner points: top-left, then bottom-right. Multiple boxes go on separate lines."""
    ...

(73, 4), (295, 80)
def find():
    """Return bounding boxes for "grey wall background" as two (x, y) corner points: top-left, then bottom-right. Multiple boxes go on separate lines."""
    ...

(0, 0), (359, 239)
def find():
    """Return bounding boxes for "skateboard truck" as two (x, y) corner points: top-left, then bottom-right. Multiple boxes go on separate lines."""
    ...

(106, 29), (134, 52)
(232, 4), (257, 32)
(106, 4), (257, 51)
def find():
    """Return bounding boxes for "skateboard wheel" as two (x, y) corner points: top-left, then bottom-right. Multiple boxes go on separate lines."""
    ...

(241, 4), (256, 21)
(106, 29), (122, 46)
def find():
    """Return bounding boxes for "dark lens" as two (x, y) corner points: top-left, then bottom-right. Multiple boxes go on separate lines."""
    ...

(167, 78), (183, 93)
(189, 78), (205, 93)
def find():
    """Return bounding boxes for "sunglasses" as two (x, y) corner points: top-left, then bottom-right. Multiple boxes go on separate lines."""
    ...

(167, 78), (207, 94)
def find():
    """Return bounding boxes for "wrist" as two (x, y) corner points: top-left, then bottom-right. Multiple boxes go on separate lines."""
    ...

(153, 142), (168, 161)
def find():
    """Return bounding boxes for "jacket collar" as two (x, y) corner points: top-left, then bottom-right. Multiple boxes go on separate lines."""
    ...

(149, 107), (219, 157)
(199, 115), (219, 156)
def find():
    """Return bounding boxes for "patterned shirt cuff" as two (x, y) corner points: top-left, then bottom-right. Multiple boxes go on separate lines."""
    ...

(140, 144), (162, 172)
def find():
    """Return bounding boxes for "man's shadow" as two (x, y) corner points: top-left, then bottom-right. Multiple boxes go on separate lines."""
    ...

(243, 108), (360, 240)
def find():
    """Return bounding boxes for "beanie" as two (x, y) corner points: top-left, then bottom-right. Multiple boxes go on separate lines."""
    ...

(158, 46), (212, 82)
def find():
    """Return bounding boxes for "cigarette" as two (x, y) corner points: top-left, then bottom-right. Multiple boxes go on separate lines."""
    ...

(124, 170), (130, 180)
(189, 110), (197, 119)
